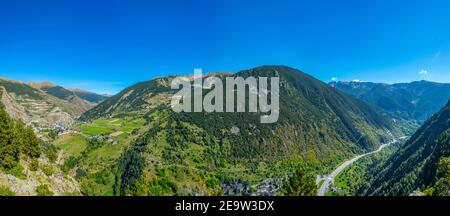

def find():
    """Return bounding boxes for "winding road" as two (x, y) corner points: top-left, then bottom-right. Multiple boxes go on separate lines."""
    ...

(317, 137), (406, 196)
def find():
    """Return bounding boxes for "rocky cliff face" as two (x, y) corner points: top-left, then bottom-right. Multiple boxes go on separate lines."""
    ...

(0, 86), (29, 122)
(0, 155), (80, 196)
(0, 78), (94, 126)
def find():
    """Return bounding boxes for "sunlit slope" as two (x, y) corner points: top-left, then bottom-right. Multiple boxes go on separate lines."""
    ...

(0, 78), (90, 126)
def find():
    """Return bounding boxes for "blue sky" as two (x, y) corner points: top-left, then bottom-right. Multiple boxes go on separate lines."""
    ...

(1, 0), (450, 94)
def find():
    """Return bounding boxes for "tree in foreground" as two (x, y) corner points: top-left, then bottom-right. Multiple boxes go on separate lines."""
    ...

(425, 157), (450, 196)
(0, 105), (41, 170)
(282, 163), (317, 196)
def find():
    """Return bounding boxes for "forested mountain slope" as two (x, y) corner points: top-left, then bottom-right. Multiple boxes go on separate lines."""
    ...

(363, 100), (450, 196)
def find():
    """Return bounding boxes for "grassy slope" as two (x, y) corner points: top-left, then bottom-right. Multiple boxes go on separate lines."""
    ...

(54, 134), (88, 156)
(54, 117), (146, 195)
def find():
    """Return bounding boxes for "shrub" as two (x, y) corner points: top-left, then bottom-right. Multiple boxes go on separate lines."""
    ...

(75, 168), (87, 180)
(46, 150), (58, 163)
(149, 177), (178, 196)
(5, 163), (26, 179)
(62, 156), (79, 173)
(0, 186), (15, 196)
(40, 164), (54, 176)
(29, 158), (39, 171)
(206, 177), (220, 189)
(36, 184), (54, 196)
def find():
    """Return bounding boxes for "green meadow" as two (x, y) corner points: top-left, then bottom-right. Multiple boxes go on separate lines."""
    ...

(76, 117), (146, 136)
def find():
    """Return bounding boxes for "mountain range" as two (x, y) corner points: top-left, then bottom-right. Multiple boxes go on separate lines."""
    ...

(362, 100), (450, 195)
(330, 80), (450, 123)
(0, 79), (108, 126)
(1, 65), (450, 196)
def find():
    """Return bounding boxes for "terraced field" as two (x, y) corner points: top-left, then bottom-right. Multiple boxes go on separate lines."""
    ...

(76, 117), (146, 136)
(53, 117), (147, 195)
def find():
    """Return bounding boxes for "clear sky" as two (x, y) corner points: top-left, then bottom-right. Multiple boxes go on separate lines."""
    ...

(1, 0), (450, 94)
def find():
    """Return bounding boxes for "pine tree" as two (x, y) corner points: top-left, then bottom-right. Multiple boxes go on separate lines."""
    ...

(427, 157), (450, 196)
(282, 163), (317, 196)
(0, 105), (41, 169)
(18, 123), (41, 158)
(0, 105), (18, 169)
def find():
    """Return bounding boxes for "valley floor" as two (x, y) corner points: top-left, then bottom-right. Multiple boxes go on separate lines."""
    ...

(317, 137), (407, 196)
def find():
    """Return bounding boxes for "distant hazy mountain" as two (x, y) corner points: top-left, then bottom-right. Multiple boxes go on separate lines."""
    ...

(330, 80), (450, 122)
(28, 81), (109, 104)
(0, 78), (94, 126)
(81, 65), (403, 195)
(69, 88), (109, 103)
(363, 100), (450, 196)
(39, 85), (95, 112)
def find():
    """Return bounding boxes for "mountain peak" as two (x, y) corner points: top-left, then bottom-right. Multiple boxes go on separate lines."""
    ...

(0, 77), (25, 84)
(28, 81), (55, 89)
